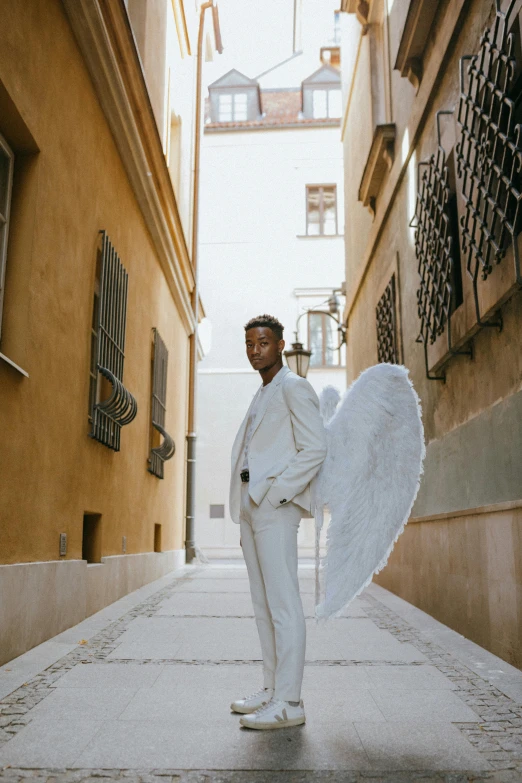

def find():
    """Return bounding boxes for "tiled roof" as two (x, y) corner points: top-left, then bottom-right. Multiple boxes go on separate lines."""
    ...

(205, 89), (341, 131)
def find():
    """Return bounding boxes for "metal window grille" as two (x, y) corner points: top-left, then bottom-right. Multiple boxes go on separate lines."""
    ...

(148, 328), (175, 479)
(0, 132), (14, 340)
(88, 231), (137, 451)
(412, 113), (472, 381)
(376, 275), (399, 364)
(456, 0), (522, 326)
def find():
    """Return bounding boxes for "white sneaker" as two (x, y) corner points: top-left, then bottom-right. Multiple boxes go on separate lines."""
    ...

(230, 687), (274, 714)
(239, 698), (305, 730)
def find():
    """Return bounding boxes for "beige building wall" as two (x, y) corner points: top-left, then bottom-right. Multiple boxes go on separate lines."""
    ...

(0, 0), (203, 665)
(341, 0), (522, 668)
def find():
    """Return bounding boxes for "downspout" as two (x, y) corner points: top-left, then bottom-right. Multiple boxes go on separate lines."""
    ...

(185, 0), (222, 562)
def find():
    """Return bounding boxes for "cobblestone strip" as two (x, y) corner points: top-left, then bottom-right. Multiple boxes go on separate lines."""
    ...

(363, 594), (522, 776)
(0, 571), (200, 749)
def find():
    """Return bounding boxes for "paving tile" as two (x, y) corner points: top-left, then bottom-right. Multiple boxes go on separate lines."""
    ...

(53, 663), (164, 689)
(155, 592), (255, 617)
(369, 688), (480, 722)
(336, 635), (427, 663)
(29, 686), (139, 720)
(121, 664), (381, 722)
(173, 579), (252, 593)
(364, 664), (457, 690)
(173, 577), (315, 595)
(73, 717), (370, 770)
(0, 718), (103, 767)
(354, 721), (491, 771)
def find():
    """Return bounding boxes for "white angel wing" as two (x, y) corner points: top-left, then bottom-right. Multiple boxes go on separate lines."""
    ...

(315, 363), (425, 619)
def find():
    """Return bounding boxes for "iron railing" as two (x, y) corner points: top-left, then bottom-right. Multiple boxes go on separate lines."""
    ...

(376, 274), (399, 364)
(456, 0), (522, 327)
(89, 231), (137, 450)
(148, 328), (175, 479)
(412, 112), (472, 381)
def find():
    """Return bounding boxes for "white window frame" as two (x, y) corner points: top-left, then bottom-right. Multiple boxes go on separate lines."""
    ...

(294, 289), (346, 369)
(311, 87), (342, 119)
(0, 131), (14, 342)
(218, 92), (249, 122)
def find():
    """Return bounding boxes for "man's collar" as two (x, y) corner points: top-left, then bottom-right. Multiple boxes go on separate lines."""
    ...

(260, 365), (289, 388)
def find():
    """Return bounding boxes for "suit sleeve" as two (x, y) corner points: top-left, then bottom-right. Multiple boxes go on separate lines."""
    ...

(265, 377), (327, 508)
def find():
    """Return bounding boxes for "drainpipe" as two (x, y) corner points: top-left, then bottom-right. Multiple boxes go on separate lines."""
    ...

(185, 1), (222, 563)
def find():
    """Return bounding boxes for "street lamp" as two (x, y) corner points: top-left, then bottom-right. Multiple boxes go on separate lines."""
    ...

(284, 290), (346, 379)
(284, 340), (312, 378)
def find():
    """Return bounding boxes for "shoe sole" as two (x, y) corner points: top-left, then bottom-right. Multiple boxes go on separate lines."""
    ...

(230, 703), (264, 714)
(239, 716), (306, 730)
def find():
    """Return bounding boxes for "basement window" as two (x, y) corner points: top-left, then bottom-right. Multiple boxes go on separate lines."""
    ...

(154, 523), (162, 553)
(82, 513), (102, 564)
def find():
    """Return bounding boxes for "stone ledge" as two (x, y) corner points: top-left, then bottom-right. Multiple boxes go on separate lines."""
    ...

(0, 551), (186, 667)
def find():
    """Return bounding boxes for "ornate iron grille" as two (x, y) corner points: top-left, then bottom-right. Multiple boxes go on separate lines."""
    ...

(415, 146), (454, 346)
(456, 0), (522, 325)
(376, 275), (399, 364)
(89, 231), (137, 451)
(148, 328), (175, 479)
(412, 112), (472, 381)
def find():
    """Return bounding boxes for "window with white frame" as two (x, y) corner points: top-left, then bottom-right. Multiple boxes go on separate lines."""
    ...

(308, 311), (340, 367)
(0, 132), (14, 341)
(218, 92), (248, 122)
(312, 88), (342, 118)
(306, 185), (337, 235)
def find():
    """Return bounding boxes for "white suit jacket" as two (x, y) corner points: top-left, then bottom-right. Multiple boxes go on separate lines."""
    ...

(229, 366), (327, 523)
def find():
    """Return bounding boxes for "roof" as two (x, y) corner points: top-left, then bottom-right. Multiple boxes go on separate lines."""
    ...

(205, 88), (341, 132)
(301, 63), (341, 86)
(208, 68), (258, 89)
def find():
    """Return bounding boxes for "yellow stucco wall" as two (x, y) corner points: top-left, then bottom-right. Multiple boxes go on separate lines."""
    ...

(0, 0), (190, 565)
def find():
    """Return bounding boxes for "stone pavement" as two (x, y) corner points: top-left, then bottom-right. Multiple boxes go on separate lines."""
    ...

(0, 562), (521, 783)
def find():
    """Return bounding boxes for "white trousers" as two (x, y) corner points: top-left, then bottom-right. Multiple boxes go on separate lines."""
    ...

(239, 482), (306, 701)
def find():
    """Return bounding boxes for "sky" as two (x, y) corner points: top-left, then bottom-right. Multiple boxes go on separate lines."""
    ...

(203, 0), (296, 87)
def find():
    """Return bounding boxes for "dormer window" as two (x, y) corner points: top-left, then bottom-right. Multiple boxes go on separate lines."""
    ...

(218, 92), (248, 122)
(302, 64), (342, 120)
(208, 69), (261, 124)
(312, 88), (342, 119)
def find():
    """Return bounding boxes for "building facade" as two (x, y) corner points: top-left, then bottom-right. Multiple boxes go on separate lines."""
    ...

(195, 3), (346, 558)
(340, 0), (522, 668)
(0, 0), (220, 665)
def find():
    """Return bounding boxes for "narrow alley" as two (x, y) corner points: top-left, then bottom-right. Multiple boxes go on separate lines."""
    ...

(1, 563), (521, 781)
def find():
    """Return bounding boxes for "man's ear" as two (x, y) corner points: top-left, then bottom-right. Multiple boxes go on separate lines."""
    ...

(279, 339), (285, 353)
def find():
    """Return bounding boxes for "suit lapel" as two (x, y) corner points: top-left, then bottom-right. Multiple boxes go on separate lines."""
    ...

(248, 366), (290, 442)
(231, 386), (262, 472)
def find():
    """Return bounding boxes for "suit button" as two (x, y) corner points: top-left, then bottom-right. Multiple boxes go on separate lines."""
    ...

(280, 499), (286, 504)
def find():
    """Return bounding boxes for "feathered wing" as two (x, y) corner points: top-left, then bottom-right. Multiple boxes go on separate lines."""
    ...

(315, 364), (425, 619)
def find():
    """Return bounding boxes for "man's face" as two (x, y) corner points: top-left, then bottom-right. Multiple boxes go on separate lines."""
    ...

(245, 327), (285, 372)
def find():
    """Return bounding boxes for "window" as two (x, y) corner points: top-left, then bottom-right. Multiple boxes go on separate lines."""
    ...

(218, 92), (248, 122)
(456, 4), (522, 326)
(311, 88), (341, 118)
(308, 312), (339, 367)
(148, 328), (175, 479)
(0, 132), (14, 340)
(306, 185), (337, 235)
(89, 231), (137, 451)
(376, 275), (399, 364)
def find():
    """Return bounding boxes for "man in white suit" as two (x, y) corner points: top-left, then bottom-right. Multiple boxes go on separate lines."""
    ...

(229, 314), (327, 730)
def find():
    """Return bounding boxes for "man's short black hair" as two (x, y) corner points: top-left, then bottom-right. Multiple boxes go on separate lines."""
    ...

(244, 314), (284, 341)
